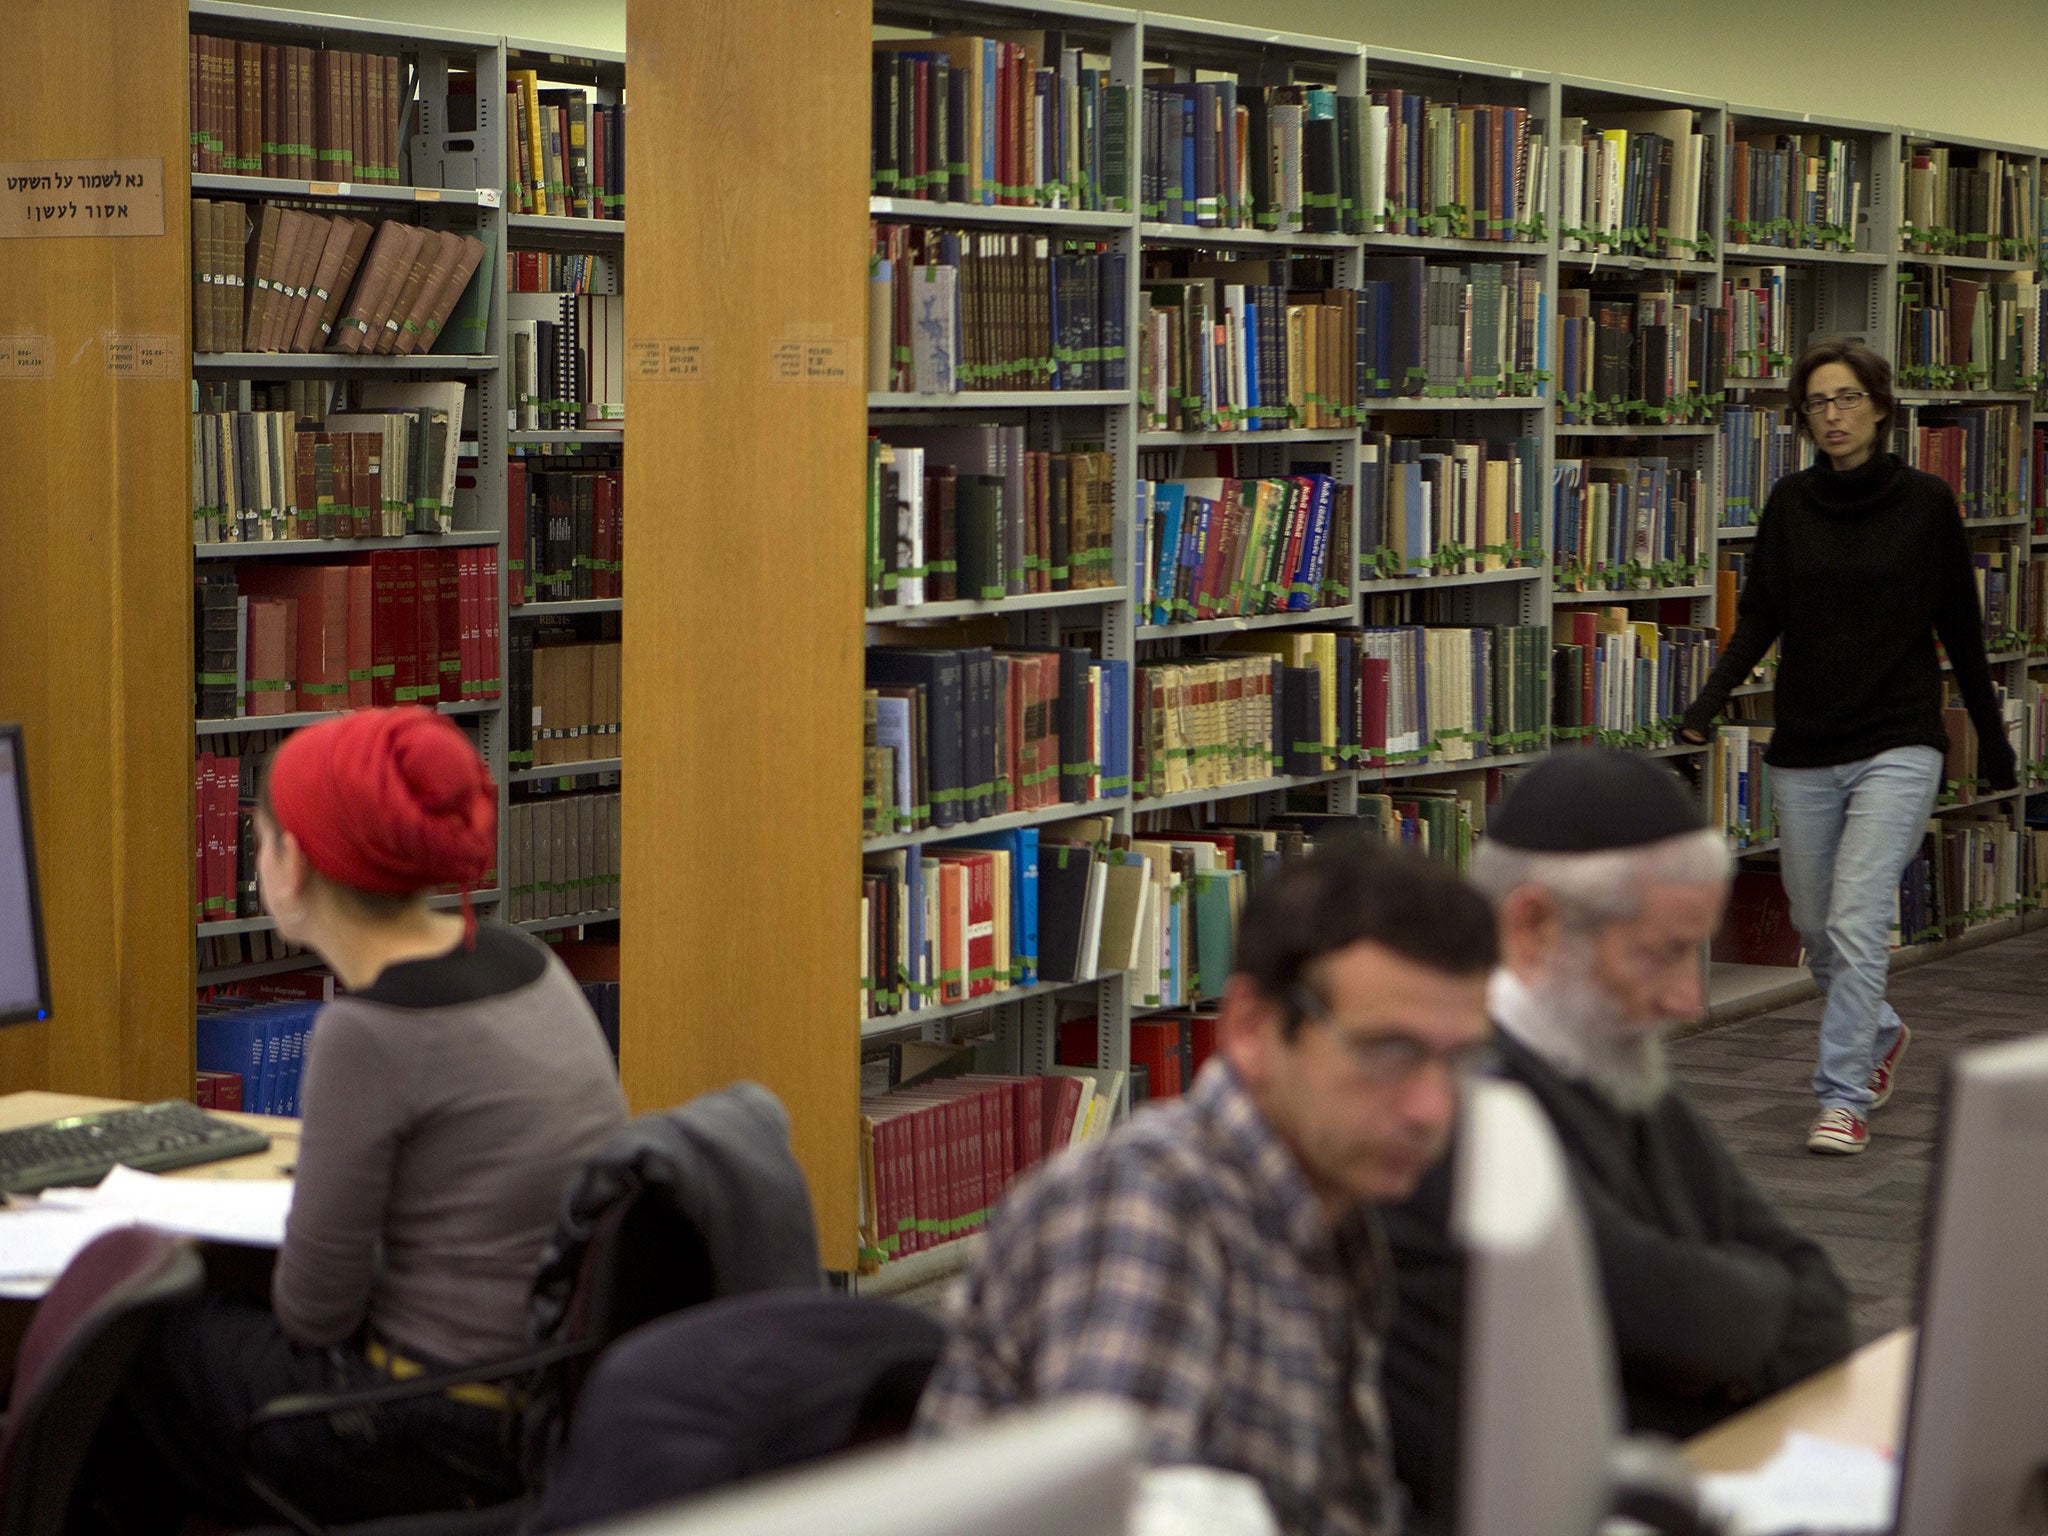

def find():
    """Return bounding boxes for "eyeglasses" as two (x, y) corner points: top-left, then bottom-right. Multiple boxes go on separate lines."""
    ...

(1289, 987), (1492, 1086)
(1798, 390), (1869, 417)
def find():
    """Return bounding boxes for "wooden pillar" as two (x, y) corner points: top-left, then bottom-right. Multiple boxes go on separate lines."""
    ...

(0, 0), (193, 1099)
(622, 0), (867, 1264)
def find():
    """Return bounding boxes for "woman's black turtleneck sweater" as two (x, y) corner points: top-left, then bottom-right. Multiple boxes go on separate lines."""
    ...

(1683, 450), (2016, 780)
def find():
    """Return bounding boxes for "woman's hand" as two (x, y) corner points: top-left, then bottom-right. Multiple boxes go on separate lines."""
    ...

(1677, 727), (1711, 746)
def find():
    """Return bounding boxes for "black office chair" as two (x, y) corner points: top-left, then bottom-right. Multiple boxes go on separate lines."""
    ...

(240, 1081), (822, 1536)
(0, 1227), (205, 1536)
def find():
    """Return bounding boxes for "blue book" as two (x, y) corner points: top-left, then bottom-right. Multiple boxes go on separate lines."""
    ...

(1180, 97), (1196, 225)
(1289, 475), (1334, 611)
(197, 1007), (266, 1112)
(953, 830), (1037, 986)
(1181, 496), (1212, 613)
(905, 847), (925, 1006)
(1100, 660), (1131, 799)
(1150, 482), (1186, 625)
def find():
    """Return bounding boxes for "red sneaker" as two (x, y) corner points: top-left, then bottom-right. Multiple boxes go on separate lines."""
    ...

(1808, 1107), (1870, 1155)
(1868, 1023), (1910, 1110)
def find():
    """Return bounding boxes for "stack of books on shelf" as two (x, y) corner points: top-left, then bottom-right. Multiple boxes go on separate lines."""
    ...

(867, 225), (1125, 396)
(1899, 142), (2035, 259)
(192, 555), (501, 721)
(508, 292), (625, 429)
(1551, 454), (1712, 591)
(1706, 722), (1775, 849)
(1724, 130), (1868, 251)
(861, 648), (1130, 838)
(1135, 473), (1348, 624)
(866, 434), (1114, 608)
(197, 998), (323, 1117)
(870, 34), (1129, 210)
(507, 70), (623, 218)
(506, 794), (619, 924)
(1556, 111), (1715, 260)
(1897, 406), (2025, 520)
(1141, 80), (1358, 234)
(1551, 611), (1720, 749)
(1362, 89), (1548, 242)
(1359, 433), (1540, 579)
(190, 201), (490, 357)
(507, 465), (623, 603)
(1720, 405), (1808, 529)
(1723, 265), (1791, 379)
(513, 640), (622, 771)
(192, 387), (467, 544)
(1137, 265), (1360, 430)
(1893, 269), (2044, 391)
(189, 34), (401, 183)
(1555, 288), (1729, 425)
(1897, 818), (2020, 945)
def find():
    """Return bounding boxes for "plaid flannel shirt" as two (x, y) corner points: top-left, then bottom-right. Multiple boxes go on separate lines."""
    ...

(915, 1058), (1401, 1536)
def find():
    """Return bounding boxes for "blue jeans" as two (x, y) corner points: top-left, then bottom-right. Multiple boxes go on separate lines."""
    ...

(1773, 745), (1944, 1115)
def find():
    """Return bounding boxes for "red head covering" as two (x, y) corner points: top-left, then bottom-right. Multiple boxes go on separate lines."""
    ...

(267, 708), (496, 914)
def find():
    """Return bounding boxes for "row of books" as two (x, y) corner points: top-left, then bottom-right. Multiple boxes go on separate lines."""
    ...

(866, 225), (1126, 395)
(866, 437), (1115, 608)
(1556, 113), (1714, 260)
(1139, 272), (1353, 432)
(1134, 474), (1346, 626)
(192, 200), (489, 356)
(191, 396), (463, 544)
(1724, 265), (1793, 379)
(862, 648), (1131, 837)
(1553, 613), (1719, 749)
(1724, 132), (1868, 252)
(506, 793), (619, 925)
(194, 553), (503, 720)
(195, 1071), (245, 1110)
(509, 292), (625, 430)
(1720, 405), (1811, 529)
(508, 465), (623, 604)
(197, 926), (310, 976)
(1707, 722), (1775, 849)
(1968, 542), (2022, 651)
(1552, 455), (1712, 592)
(189, 33), (400, 183)
(2033, 426), (2048, 533)
(195, 750), (259, 924)
(1893, 269), (2044, 393)
(506, 73), (623, 220)
(859, 1070), (1117, 1266)
(1900, 144), (2035, 259)
(870, 33), (1126, 211)
(518, 640), (622, 770)
(2025, 561), (2048, 653)
(1898, 817), (2022, 946)
(510, 251), (616, 293)
(197, 1000), (323, 1116)
(1360, 434), (1540, 580)
(1555, 289), (1730, 425)
(1898, 407), (2027, 521)
(1133, 624), (1549, 794)
(1361, 92), (1547, 242)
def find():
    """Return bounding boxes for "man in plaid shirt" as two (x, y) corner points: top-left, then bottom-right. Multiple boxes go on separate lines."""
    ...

(914, 839), (1496, 1536)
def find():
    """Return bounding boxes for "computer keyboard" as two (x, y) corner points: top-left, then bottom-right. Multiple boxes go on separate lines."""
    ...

(0, 1099), (273, 1194)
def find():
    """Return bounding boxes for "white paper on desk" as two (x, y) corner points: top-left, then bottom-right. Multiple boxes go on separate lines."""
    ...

(1130, 1468), (1280, 1536)
(39, 1164), (292, 1246)
(0, 1206), (138, 1282)
(1697, 1431), (1898, 1536)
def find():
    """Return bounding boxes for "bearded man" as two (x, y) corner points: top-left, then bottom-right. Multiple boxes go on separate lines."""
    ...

(1378, 750), (1852, 1534)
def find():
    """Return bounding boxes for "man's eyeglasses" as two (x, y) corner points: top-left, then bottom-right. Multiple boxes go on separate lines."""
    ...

(1288, 986), (1492, 1086)
(1798, 390), (1869, 417)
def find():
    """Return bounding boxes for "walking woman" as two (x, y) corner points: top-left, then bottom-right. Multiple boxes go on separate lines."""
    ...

(1679, 337), (2016, 1155)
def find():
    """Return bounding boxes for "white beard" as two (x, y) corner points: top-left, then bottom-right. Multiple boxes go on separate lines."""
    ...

(1491, 955), (1673, 1115)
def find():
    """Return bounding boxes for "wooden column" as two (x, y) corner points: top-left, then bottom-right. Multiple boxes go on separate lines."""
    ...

(622, 0), (867, 1264)
(0, 0), (193, 1098)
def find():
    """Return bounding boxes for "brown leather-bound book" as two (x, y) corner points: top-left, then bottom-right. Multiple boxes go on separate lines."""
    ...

(285, 46), (306, 180)
(292, 215), (358, 353)
(353, 222), (428, 354)
(191, 198), (214, 353)
(313, 50), (335, 179)
(214, 201), (245, 354)
(385, 55), (403, 184)
(372, 225), (445, 354)
(329, 218), (411, 353)
(240, 202), (284, 351)
(400, 233), (481, 357)
(268, 210), (329, 352)
(385, 230), (460, 356)
(188, 37), (202, 173)
(255, 208), (309, 352)
(245, 596), (299, 717)
(365, 51), (385, 184)
(262, 45), (283, 177)
(342, 51), (361, 183)
(310, 217), (374, 350)
(204, 38), (227, 175)
(237, 42), (262, 176)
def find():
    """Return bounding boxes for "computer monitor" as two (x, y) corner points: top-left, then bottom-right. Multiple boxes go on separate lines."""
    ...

(1894, 1031), (2048, 1536)
(0, 726), (50, 1025)
(588, 1397), (1140, 1536)
(1452, 1077), (1621, 1536)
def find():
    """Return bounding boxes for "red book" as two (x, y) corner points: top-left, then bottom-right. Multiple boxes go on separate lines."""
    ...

(244, 596), (299, 717)
(194, 753), (212, 923)
(1276, 479), (1312, 611)
(435, 549), (462, 703)
(392, 550), (424, 703)
(1043, 1074), (1084, 1151)
(932, 858), (967, 1005)
(1131, 1020), (1179, 1101)
(456, 551), (479, 702)
(369, 552), (401, 707)
(479, 548), (502, 698)
(507, 459), (528, 606)
(1360, 654), (1392, 765)
(344, 562), (375, 709)
(210, 756), (240, 926)
(1190, 1014), (1219, 1078)
(592, 472), (618, 599)
(240, 565), (348, 713)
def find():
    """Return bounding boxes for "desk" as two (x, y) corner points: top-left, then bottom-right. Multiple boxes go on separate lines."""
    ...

(1683, 1328), (1915, 1475)
(0, 1092), (300, 1181)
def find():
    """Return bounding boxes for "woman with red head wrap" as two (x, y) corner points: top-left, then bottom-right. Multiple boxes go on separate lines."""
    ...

(88, 709), (626, 1534)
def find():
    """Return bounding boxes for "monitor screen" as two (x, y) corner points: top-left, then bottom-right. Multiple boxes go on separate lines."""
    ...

(0, 726), (51, 1024)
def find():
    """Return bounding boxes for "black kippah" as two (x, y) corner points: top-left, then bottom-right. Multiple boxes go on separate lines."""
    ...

(1486, 748), (1707, 853)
